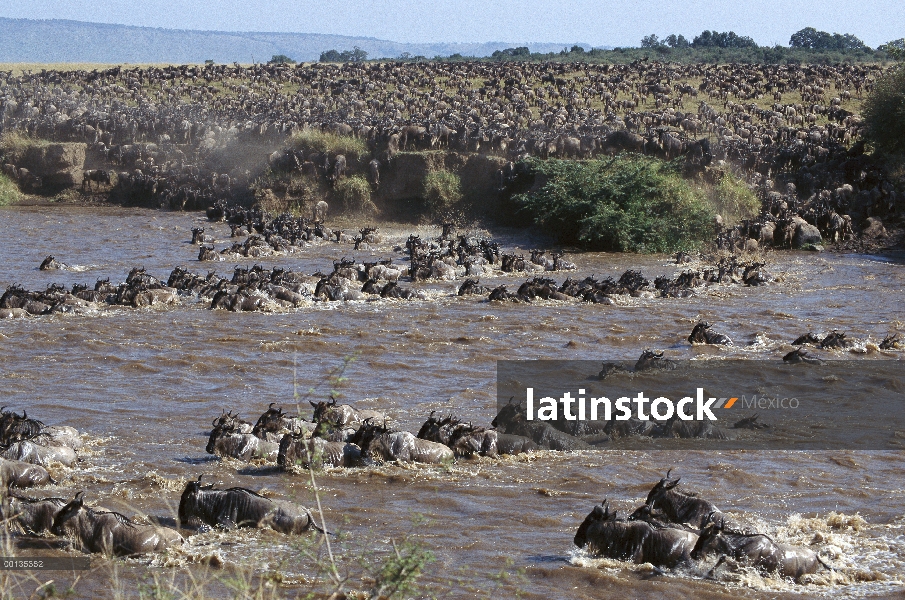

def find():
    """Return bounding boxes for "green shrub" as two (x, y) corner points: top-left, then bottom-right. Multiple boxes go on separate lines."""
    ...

(289, 129), (367, 160)
(335, 174), (376, 213)
(862, 66), (905, 155)
(709, 172), (760, 225)
(0, 173), (20, 206)
(513, 156), (715, 253)
(422, 170), (462, 216)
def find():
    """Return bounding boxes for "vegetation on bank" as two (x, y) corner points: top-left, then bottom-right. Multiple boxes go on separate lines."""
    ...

(422, 170), (463, 218)
(862, 64), (905, 156)
(290, 129), (368, 161)
(513, 156), (716, 253)
(0, 172), (19, 205)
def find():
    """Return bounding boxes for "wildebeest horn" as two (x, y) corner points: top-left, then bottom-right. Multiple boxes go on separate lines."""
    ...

(269, 402), (276, 410)
(665, 468), (672, 479)
(196, 475), (203, 483)
(212, 417), (220, 427)
(73, 491), (83, 500)
(310, 400), (318, 408)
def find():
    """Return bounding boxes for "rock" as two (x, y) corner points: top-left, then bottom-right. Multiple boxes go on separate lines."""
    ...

(14, 142), (86, 188)
(862, 217), (887, 239)
(793, 222), (822, 248)
(804, 244), (824, 252)
(743, 238), (759, 252)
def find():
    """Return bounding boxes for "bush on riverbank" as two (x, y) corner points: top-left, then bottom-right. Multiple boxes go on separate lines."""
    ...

(862, 65), (905, 156)
(422, 170), (463, 218)
(708, 171), (761, 226)
(513, 156), (716, 252)
(0, 172), (19, 205)
(336, 174), (377, 213)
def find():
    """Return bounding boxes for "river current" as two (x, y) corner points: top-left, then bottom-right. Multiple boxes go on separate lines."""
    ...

(0, 205), (903, 599)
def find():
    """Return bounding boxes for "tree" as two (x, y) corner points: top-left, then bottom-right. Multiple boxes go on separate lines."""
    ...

(641, 34), (660, 48)
(692, 30), (757, 49)
(319, 47), (368, 63)
(269, 54), (296, 65)
(664, 34), (690, 48)
(570, 45), (585, 54)
(789, 27), (869, 50)
(491, 47), (531, 59)
(880, 38), (905, 60)
(861, 65), (905, 154)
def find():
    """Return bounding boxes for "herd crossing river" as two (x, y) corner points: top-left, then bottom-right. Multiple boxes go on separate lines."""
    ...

(0, 204), (903, 599)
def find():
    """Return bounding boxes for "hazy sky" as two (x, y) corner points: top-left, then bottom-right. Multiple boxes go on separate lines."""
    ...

(1, 0), (901, 48)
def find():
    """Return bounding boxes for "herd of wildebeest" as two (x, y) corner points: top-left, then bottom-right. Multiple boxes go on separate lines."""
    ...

(0, 59), (900, 251)
(0, 400), (844, 581)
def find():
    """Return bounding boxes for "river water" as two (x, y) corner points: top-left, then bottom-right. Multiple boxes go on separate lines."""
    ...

(0, 205), (903, 599)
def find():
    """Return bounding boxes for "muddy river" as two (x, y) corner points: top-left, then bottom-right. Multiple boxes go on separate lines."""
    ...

(0, 205), (903, 599)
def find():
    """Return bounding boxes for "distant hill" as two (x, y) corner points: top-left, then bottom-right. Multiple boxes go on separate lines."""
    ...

(0, 18), (593, 64)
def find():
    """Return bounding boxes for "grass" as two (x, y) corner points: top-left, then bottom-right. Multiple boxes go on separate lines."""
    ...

(422, 170), (463, 218)
(335, 175), (376, 214)
(0, 173), (20, 206)
(289, 131), (368, 161)
(707, 171), (761, 226)
(514, 155), (717, 253)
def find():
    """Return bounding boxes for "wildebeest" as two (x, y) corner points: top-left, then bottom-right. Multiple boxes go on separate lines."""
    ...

(2, 493), (67, 533)
(350, 420), (454, 464)
(207, 411), (279, 461)
(251, 403), (315, 441)
(1, 439), (77, 467)
(310, 398), (387, 429)
(574, 499), (698, 568)
(491, 402), (590, 451)
(0, 408), (45, 444)
(178, 476), (320, 534)
(644, 470), (723, 529)
(81, 169), (111, 191)
(39, 256), (69, 271)
(0, 458), (52, 488)
(277, 434), (363, 469)
(313, 200), (329, 222)
(688, 322), (733, 346)
(51, 492), (184, 556)
(691, 516), (835, 581)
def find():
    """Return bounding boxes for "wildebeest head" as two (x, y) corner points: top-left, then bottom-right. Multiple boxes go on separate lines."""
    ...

(207, 410), (244, 453)
(645, 469), (681, 508)
(690, 513), (726, 559)
(688, 322), (711, 344)
(490, 398), (520, 429)
(347, 418), (387, 450)
(0, 407), (44, 445)
(310, 396), (338, 423)
(178, 475), (214, 525)
(252, 403), (284, 437)
(574, 499), (616, 548)
(50, 491), (85, 536)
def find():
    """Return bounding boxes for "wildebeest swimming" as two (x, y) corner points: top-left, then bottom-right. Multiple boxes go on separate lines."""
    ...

(2, 493), (68, 533)
(278, 434), (364, 469)
(0, 408), (81, 467)
(688, 321), (733, 346)
(691, 515), (835, 581)
(178, 476), (320, 534)
(574, 499), (699, 568)
(51, 492), (184, 556)
(349, 420), (454, 465)
(0, 458), (52, 488)
(644, 470), (724, 529)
